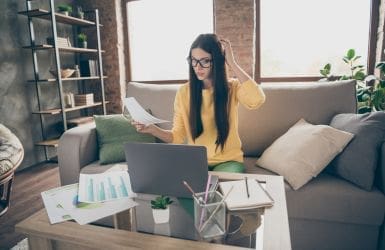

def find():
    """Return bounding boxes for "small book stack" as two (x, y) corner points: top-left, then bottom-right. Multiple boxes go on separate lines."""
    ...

(219, 178), (274, 211)
(47, 37), (71, 47)
(74, 93), (94, 106)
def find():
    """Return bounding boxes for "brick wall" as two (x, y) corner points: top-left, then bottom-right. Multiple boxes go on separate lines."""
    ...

(80, 0), (126, 114)
(214, 0), (255, 78)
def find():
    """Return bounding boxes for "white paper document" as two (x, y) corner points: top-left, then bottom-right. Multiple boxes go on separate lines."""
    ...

(41, 185), (74, 224)
(78, 171), (136, 203)
(124, 97), (169, 125)
(49, 183), (138, 225)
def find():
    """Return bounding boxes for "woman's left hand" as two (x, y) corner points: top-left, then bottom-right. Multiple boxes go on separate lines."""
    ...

(220, 38), (236, 67)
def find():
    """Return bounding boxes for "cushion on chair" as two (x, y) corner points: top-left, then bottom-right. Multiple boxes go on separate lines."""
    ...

(0, 124), (23, 175)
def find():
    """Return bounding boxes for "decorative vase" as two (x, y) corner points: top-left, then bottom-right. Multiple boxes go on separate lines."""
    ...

(152, 207), (170, 224)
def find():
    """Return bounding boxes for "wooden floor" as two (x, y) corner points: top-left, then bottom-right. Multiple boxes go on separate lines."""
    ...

(0, 162), (60, 249)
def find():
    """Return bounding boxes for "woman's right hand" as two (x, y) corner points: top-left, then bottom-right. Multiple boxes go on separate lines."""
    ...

(131, 120), (154, 134)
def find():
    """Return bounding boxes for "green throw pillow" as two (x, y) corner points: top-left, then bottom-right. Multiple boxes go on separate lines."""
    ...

(94, 114), (155, 164)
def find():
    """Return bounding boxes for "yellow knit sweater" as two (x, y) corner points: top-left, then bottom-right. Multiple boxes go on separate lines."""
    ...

(171, 79), (265, 165)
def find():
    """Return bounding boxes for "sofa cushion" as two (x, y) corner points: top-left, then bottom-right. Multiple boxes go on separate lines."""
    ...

(327, 112), (385, 191)
(256, 118), (354, 190)
(94, 114), (155, 164)
(238, 80), (357, 156)
(286, 172), (385, 226)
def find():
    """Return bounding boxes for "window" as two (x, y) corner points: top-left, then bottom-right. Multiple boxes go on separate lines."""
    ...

(126, 0), (214, 82)
(258, 0), (372, 81)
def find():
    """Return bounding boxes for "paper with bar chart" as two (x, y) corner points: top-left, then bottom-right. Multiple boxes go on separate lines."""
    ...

(78, 171), (136, 203)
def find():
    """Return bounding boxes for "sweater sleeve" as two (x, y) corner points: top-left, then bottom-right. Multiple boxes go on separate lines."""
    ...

(235, 79), (266, 109)
(171, 88), (187, 144)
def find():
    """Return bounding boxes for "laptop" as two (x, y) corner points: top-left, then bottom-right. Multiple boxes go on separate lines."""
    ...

(124, 142), (209, 198)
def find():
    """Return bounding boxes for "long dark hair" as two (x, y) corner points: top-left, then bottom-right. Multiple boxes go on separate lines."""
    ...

(188, 33), (229, 151)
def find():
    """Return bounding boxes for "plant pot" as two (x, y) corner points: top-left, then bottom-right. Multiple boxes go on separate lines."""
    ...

(80, 41), (87, 48)
(59, 11), (69, 16)
(152, 207), (170, 224)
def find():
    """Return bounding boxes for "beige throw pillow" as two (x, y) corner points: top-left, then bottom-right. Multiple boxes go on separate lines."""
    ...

(256, 118), (354, 190)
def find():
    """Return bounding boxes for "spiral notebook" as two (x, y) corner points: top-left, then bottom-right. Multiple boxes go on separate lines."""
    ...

(219, 178), (274, 211)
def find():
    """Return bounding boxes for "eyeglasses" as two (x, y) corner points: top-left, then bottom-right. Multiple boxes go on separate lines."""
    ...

(187, 57), (212, 68)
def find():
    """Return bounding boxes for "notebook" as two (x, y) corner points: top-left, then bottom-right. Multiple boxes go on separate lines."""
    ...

(124, 142), (210, 198)
(219, 178), (274, 210)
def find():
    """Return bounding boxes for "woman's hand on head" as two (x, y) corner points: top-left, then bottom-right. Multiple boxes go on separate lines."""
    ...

(220, 38), (236, 67)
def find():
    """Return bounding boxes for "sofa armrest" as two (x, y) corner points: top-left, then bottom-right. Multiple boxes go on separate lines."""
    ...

(58, 123), (98, 185)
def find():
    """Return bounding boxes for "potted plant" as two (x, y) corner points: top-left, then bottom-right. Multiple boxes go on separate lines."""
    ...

(77, 33), (87, 48)
(151, 195), (173, 224)
(76, 6), (84, 19)
(320, 48), (385, 113)
(57, 3), (72, 16)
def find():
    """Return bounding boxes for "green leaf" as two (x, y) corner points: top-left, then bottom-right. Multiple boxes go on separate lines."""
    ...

(347, 49), (355, 60)
(357, 106), (372, 114)
(379, 80), (385, 88)
(353, 56), (362, 61)
(354, 71), (366, 81)
(376, 62), (385, 73)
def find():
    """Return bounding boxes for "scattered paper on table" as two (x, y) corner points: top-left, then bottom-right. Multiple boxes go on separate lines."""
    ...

(124, 97), (169, 125)
(52, 183), (138, 225)
(41, 185), (74, 224)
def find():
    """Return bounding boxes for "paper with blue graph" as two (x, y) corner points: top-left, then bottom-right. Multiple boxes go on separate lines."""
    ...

(78, 171), (136, 203)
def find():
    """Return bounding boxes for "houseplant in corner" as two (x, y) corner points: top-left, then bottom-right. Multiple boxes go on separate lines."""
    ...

(77, 33), (87, 48)
(320, 49), (385, 113)
(151, 195), (173, 224)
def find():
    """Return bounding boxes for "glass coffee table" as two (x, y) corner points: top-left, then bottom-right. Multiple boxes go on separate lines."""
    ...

(131, 172), (291, 249)
(15, 172), (291, 250)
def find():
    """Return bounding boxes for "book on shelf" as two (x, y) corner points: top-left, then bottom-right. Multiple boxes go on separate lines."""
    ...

(219, 178), (274, 211)
(79, 59), (99, 77)
(74, 93), (94, 106)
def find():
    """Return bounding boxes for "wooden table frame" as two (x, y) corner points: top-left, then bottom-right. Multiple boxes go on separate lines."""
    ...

(15, 172), (291, 250)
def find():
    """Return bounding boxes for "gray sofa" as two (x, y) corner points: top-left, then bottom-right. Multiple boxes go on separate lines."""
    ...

(58, 80), (385, 250)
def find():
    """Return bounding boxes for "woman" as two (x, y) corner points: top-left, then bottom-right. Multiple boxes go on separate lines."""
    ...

(133, 33), (265, 173)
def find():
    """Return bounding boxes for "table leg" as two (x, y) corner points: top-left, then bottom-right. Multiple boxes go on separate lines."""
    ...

(28, 236), (53, 250)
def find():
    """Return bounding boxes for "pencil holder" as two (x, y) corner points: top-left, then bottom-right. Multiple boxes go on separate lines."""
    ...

(193, 191), (226, 241)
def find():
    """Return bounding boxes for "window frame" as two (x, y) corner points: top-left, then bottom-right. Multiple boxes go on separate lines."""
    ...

(122, 0), (215, 84)
(254, 0), (380, 83)
(123, 0), (380, 84)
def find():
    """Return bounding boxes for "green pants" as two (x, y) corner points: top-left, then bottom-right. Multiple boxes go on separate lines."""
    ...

(208, 161), (245, 173)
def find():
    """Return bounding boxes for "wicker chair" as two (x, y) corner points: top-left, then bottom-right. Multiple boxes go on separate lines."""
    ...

(0, 124), (24, 217)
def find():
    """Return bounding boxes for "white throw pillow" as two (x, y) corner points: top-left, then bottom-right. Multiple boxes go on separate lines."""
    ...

(256, 118), (354, 190)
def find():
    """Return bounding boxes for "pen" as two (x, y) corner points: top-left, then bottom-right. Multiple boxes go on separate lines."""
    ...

(245, 176), (250, 198)
(183, 181), (201, 201)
